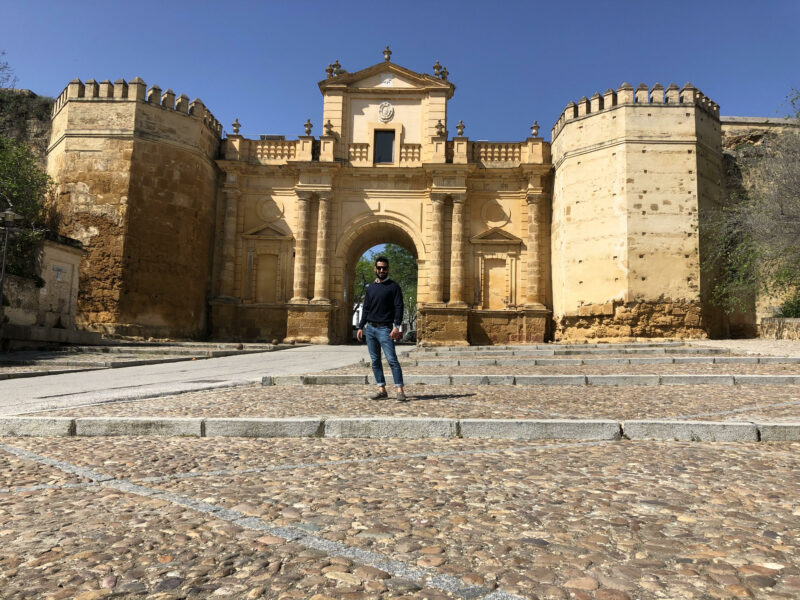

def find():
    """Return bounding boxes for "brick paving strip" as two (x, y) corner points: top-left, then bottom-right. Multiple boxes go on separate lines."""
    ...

(0, 439), (603, 600)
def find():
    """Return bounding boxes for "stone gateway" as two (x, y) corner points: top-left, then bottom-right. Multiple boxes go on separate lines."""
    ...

(45, 51), (760, 344)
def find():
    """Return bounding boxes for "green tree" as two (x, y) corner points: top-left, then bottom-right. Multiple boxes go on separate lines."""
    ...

(704, 91), (800, 317)
(0, 134), (53, 284)
(352, 244), (418, 330)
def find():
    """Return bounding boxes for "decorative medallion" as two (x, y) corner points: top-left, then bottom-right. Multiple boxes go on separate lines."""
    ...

(257, 198), (284, 223)
(377, 101), (394, 123)
(481, 199), (510, 227)
(379, 74), (393, 87)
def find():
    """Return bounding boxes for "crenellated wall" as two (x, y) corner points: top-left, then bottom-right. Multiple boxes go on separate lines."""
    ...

(47, 78), (221, 338)
(551, 82), (722, 340)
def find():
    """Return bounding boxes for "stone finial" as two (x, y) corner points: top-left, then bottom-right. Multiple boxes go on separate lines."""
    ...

(383, 45), (392, 62)
(129, 77), (146, 101)
(67, 78), (84, 99)
(564, 101), (578, 121)
(161, 89), (176, 109)
(332, 60), (342, 76)
(232, 118), (241, 135)
(433, 60), (442, 77)
(616, 82), (634, 104)
(189, 98), (206, 117)
(325, 64), (334, 78)
(85, 79), (99, 98)
(635, 83), (650, 104)
(650, 83), (664, 104)
(680, 82), (698, 104)
(665, 83), (680, 103)
(456, 120), (465, 136)
(440, 67), (449, 81)
(113, 78), (128, 99)
(147, 85), (161, 103)
(603, 88), (617, 108)
(175, 93), (189, 113)
(531, 121), (540, 137)
(577, 96), (590, 116)
(590, 92), (603, 112)
(304, 119), (312, 136)
(435, 119), (445, 136)
(324, 120), (334, 136)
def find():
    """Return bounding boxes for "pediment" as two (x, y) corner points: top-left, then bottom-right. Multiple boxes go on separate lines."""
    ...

(470, 227), (523, 245)
(242, 222), (292, 240)
(319, 62), (454, 97)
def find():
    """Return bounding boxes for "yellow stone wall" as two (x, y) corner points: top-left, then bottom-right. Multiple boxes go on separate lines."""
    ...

(47, 79), (221, 337)
(551, 84), (721, 339)
(46, 61), (747, 344)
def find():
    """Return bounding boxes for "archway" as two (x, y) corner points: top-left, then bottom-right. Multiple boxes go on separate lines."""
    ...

(335, 220), (421, 343)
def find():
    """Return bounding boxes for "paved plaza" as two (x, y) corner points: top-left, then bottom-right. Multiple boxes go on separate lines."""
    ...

(1, 340), (799, 599)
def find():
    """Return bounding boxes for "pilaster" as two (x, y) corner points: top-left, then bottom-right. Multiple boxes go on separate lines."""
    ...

(524, 189), (546, 309)
(219, 177), (241, 298)
(312, 192), (332, 303)
(428, 193), (446, 305)
(290, 190), (312, 303)
(449, 194), (467, 307)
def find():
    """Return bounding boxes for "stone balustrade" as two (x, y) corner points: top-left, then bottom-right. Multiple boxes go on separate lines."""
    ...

(399, 143), (422, 166)
(348, 143), (370, 166)
(471, 142), (523, 167)
(253, 139), (297, 164)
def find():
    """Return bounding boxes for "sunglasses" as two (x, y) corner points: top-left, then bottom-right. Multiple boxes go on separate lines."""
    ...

(375, 266), (389, 271)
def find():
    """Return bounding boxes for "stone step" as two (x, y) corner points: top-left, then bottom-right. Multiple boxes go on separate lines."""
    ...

(406, 356), (800, 367)
(265, 374), (800, 386)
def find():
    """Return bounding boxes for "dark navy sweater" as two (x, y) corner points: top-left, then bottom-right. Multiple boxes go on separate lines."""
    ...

(358, 278), (404, 329)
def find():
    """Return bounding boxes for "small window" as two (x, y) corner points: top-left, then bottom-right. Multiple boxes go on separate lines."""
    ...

(374, 130), (394, 164)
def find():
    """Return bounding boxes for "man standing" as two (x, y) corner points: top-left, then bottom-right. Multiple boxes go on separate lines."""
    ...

(356, 256), (406, 401)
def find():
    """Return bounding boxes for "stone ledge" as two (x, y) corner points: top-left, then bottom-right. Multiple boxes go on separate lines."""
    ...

(0, 417), (75, 437)
(324, 417), (458, 438)
(75, 417), (203, 437)
(261, 373), (800, 387)
(0, 416), (797, 442)
(460, 419), (620, 440)
(623, 420), (758, 442)
(758, 422), (800, 441)
(205, 418), (323, 438)
(587, 375), (660, 386)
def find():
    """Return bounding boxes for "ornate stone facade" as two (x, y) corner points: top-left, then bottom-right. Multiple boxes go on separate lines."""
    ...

(46, 52), (747, 344)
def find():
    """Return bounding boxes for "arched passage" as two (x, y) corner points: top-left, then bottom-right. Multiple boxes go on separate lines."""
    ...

(333, 217), (423, 343)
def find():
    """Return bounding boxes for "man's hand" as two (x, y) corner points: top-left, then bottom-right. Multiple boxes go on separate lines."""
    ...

(356, 328), (363, 342)
(390, 327), (402, 341)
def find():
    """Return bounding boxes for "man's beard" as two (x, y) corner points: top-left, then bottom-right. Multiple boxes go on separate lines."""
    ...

(376, 271), (388, 280)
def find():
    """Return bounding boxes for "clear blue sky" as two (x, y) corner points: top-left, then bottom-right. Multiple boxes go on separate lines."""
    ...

(2, 1), (798, 141)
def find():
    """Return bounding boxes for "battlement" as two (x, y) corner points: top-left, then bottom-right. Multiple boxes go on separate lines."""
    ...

(52, 77), (222, 137)
(551, 82), (719, 140)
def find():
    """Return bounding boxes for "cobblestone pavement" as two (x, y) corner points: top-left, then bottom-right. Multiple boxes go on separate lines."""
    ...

(3, 340), (800, 599)
(34, 383), (800, 422)
(1, 437), (799, 599)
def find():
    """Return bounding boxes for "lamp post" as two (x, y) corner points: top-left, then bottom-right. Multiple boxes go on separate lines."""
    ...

(0, 208), (23, 318)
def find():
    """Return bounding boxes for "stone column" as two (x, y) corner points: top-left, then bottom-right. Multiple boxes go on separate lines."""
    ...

(449, 194), (467, 306)
(219, 183), (240, 297)
(525, 191), (545, 308)
(291, 191), (312, 302)
(428, 193), (445, 304)
(312, 192), (331, 302)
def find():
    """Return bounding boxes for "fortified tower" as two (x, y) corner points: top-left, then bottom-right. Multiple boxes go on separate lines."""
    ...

(47, 78), (222, 337)
(550, 82), (723, 339)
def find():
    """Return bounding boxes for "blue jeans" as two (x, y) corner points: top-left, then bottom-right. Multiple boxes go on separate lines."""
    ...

(365, 323), (404, 387)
